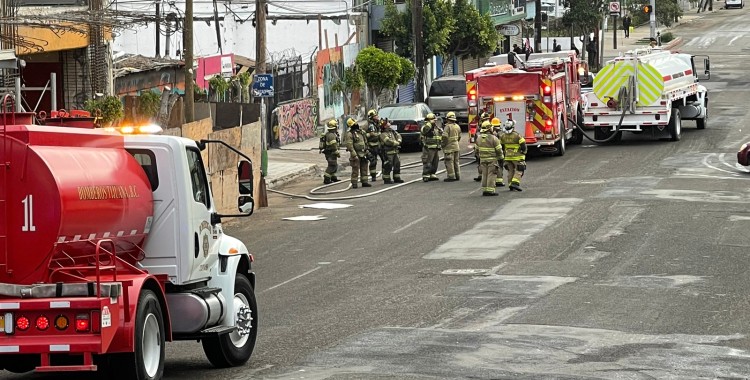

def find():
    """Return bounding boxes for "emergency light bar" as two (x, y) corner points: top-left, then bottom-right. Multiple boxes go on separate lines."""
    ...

(104, 124), (163, 135)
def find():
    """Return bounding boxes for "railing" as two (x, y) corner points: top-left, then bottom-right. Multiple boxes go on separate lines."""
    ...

(0, 94), (14, 274)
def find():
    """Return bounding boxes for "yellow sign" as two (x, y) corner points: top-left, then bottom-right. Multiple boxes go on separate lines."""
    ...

(78, 185), (140, 201)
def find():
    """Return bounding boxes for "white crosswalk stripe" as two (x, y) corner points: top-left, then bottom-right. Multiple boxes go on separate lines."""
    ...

(423, 198), (582, 260)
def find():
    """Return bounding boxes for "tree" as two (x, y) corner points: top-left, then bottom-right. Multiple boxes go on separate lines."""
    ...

(380, 0), (455, 65)
(562, 0), (605, 68)
(397, 57), (415, 86)
(356, 47), (409, 108)
(442, 0), (500, 73)
(84, 96), (124, 126)
(136, 91), (160, 123)
(331, 65), (364, 116)
(655, 0), (682, 27)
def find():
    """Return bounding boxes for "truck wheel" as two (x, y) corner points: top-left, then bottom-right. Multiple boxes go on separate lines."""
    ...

(570, 110), (584, 145)
(697, 100), (708, 130)
(202, 274), (258, 368)
(554, 130), (566, 156)
(669, 108), (682, 141)
(107, 289), (165, 380)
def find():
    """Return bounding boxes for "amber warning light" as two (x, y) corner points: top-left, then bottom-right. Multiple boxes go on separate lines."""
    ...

(104, 124), (163, 135)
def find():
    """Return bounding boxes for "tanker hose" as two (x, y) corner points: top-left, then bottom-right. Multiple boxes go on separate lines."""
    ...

(570, 84), (631, 144)
(268, 151), (478, 201)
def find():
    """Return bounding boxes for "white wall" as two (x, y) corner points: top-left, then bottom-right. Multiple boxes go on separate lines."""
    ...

(111, 0), (356, 62)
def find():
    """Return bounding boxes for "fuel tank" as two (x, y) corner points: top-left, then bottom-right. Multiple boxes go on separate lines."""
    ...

(1, 124), (154, 284)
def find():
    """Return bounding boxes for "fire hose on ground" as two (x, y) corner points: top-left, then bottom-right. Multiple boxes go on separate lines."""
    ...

(570, 80), (633, 144)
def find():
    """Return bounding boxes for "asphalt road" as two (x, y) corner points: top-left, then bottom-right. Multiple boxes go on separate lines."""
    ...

(9, 7), (750, 380)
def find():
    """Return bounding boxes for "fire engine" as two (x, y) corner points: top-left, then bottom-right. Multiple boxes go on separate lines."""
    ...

(582, 47), (710, 142)
(0, 96), (257, 379)
(466, 51), (587, 156)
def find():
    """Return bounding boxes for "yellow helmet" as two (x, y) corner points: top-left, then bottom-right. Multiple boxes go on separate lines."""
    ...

(346, 118), (357, 128)
(446, 111), (457, 121)
(480, 121), (492, 131)
(480, 112), (490, 121)
(327, 119), (338, 129)
(426, 113), (436, 120)
(491, 117), (502, 126)
(367, 109), (377, 118)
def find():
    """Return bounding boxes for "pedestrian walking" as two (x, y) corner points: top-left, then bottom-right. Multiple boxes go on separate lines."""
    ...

(319, 119), (341, 184)
(365, 109), (384, 182)
(345, 117), (371, 188)
(490, 118), (506, 188)
(378, 118), (404, 184)
(473, 112), (491, 182)
(474, 121), (504, 196)
(623, 16), (631, 38)
(420, 113), (442, 182)
(441, 111), (462, 182)
(500, 120), (527, 191)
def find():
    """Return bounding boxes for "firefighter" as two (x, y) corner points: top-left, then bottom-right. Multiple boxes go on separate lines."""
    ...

(474, 111), (491, 181)
(320, 119), (341, 184)
(420, 113), (442, 182)
(345, 117), (371, 188)
(500, 120), (527, 191)
(473, 120), (504, 196)
(365, 109), (383, 182)
(490, 117), (506, 188)
(378, 118), (404, 184)
(441, 111), (462, 181)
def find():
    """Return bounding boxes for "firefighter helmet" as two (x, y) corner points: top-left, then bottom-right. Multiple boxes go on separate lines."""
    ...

(446, 111), (457, 122)
(480, 112), (490, 121)
(503, 120), (516, 132)
(480, 121), (492, 131)
(426, 113), (436, 120)
(327, 119), (338, 130)
(347, 118), (357, 128)
(491, 117), (502, 127)
(367, 109), (377, 119)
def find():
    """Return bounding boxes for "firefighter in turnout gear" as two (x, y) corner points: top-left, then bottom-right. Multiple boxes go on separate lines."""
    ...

(442, 111), (462, 182)
(421, 113), (442, 182)
(500, 119), (527, 191)
(473, 112), (491, 182)
(320, 119), (341, 184)
(345, 117), (372, 188)
(366, 109), (384, 182)
(378, 118), (404, 184)
(473, 121), (504, 196)
(490, 118), (505, 188)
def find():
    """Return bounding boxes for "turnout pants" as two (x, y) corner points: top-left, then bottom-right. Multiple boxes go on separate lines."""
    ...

(503, 160), (525, 185)
(350, 156), (370, 184)
(444, 151), (460, 179)
(323, 153), (338, 179)
(480, 161), (499, 193)
(383, 153), (401, 181)
(368, 147), (385, 177)
(422, 147), (440, 179)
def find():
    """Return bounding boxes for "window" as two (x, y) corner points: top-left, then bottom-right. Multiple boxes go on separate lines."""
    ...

(429, 80), (465, 97)
(378, 106), (420, 120)
(127, 149), (159, 191)
(186, 148), (211, 208)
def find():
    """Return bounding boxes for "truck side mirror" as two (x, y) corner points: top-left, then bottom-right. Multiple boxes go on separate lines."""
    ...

(238, 195), (254, 215)
(238, 160), (253, 196)
(704, 58), (710, 79)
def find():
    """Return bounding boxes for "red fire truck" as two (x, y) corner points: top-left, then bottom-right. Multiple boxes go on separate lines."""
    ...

(0, 96), (257, 379)
(466, 51), (587, 156)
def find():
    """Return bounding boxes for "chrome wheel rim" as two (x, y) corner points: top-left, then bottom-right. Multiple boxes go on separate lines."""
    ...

(229, 293), (252, 348)
(142, 313), (161, 378)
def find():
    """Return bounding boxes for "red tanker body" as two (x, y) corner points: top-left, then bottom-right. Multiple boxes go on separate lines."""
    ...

(3, 125), (154, 284)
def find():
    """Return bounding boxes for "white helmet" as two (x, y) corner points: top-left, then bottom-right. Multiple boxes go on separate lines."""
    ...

(503, 120), (516, 132)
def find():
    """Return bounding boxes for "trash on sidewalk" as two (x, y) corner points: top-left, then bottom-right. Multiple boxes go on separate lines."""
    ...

(300, 203), (353, 209)
(283, 215), (327, 221)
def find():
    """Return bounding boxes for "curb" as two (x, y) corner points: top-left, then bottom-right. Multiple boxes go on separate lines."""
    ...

(265, 164), (318, 190)
(665, 36), (684, 50)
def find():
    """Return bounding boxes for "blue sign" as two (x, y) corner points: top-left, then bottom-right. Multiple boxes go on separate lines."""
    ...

(252, 74), (274, 97)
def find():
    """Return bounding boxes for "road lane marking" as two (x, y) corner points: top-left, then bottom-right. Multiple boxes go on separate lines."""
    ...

(728, 35), (744, 46)
(393, 216), (427, 234)
(423, 198), (582, 260)
(263, 266), (321, 292)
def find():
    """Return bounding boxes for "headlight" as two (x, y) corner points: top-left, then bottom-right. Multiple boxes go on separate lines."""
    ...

(741, 143), (748, 152)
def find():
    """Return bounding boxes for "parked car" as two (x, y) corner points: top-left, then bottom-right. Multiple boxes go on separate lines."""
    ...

(426, 75), (469, 130)
(725, 0), (744, 8)
(377, 103), (443, 150)
(738, 142), (750, 166)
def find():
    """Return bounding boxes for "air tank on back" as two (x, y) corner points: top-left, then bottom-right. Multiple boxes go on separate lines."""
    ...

(1, 124), (154, 285)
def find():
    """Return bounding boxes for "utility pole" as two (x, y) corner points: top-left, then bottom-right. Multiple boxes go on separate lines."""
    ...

(613, 14), (618, 50)
(184, 0), (195, 123)
(256, 0), (267, 74)
(412, 0), (424, 102)
(534, 0), (541, 52)
(649, 0), (656, 38)
(155, 2), (161, 57)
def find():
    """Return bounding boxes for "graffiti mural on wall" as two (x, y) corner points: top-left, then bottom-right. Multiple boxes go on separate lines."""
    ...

(276, 97), (318, 146)
(316, 47), (345, 121)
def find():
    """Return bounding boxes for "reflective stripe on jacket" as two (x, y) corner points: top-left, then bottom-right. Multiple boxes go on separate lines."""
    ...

(474, 132), (504, 163)
(441, 122), (461, 153)
(346, 130), (368, 156)
(379, 129), (402, 155)
(500, 131), (526, 161)
(421, 121), (442, 149)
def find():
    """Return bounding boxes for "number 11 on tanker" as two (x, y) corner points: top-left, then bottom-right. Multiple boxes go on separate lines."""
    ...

(22, 194), (36, 232)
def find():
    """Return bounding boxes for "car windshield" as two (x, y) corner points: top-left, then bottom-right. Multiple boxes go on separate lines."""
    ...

(379, 106), (419, 120)
(429, 80), (465, 97)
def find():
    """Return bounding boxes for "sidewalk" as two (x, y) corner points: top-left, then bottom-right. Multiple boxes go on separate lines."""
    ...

(600, 10), (713, 59)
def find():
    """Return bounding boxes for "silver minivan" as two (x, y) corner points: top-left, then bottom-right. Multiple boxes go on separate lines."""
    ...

(426, 75), (469, 130)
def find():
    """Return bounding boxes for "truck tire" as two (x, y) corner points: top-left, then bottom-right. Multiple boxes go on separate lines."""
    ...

(554, 128), (566, 156)
(697, 100), (708, 130)
(669, 108), (682, 141)
(107, 289), (166, 380)
(570, 110), (584, 145)
(201, 274), (258, 368)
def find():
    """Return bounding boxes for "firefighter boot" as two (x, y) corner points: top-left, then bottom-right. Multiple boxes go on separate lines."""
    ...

(331, 176), (340, 182)
(362, 182), (372, 187)
(482, 191), (499, 196)
(509, 183), (522, 192)
(323, 176), (332, 184)
(384, 178), (393, 184)
(394, 177), (404, 183)
(496, 181), (505, 187)
(444, 178), (458, 182)
(371, 174), (377, 182)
